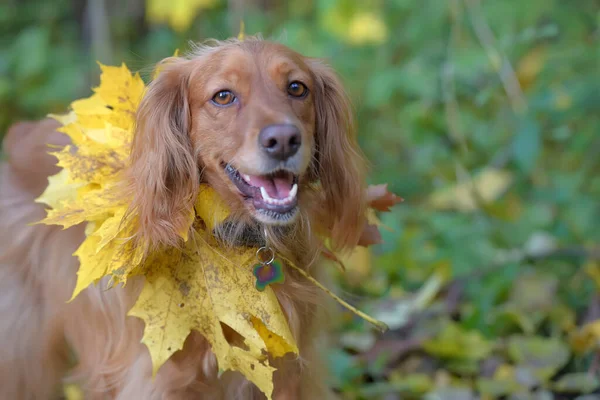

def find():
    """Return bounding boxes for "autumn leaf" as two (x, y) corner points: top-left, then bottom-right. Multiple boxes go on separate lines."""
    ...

(63, 384), (84, 400)
(569, 319), (600, 355)
(367, 184), (404, 212)
(323, 184), (400, 268)
(347, 12), (388, 45)
(128, 229), (297, 398)
(146, 0), (219, 32)
(516, 47), (546, 91)
(36, 63), (147, 292)
(553, 373), (600, 394)
(323, 184), (401, 282)
(338, 245), (372, 286)
(356, 185), (402, 246)
(358, 222), (383, 247)
(507, 335), (570, 381)
(423, 321), (493, 361)
(427, 168), (513, 212)
(320, 3), (388, 46)
(195, 185), (231, 233)
(36, 168), (83, 211)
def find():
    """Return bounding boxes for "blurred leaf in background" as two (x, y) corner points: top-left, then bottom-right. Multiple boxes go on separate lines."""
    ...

(2, 0), (600, 398)
(146, 0), (219, 32)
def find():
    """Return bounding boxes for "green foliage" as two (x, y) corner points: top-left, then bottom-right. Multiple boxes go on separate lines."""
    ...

(2, 0), (600, 398)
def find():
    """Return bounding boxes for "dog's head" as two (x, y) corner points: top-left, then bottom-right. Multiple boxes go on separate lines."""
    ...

(128, 38), (366, 251)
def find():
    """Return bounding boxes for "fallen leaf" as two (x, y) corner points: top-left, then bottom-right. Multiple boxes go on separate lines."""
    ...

(373, 269), (446, 330)
(339, 330), (376, 352)
(427, 168), (513, 212)
(424, 387), (475, 400)
(423, 321), (493, 361)
(496, 272), (559, 334)
(507, 335), (570, 381)
(361, 373), (434, 396)
(553, 373), (600, 394)
(569, 320), (600, 354)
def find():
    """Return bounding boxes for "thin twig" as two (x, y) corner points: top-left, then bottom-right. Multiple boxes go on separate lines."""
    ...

(283, 257), (389, 332)
(442, 0), (468, 155)
(464, 0), (527, 114)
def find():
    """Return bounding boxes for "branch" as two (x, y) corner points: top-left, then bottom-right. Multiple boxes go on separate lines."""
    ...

(464, 0), (527, 114)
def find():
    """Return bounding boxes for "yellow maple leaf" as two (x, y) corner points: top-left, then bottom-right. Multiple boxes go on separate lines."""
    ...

(63, 384), (84, 400)
(36, 169), (83, 210)
(128, 230), (298, 399)
(37, 60), (298, 399)
(195, 185), (231, 233)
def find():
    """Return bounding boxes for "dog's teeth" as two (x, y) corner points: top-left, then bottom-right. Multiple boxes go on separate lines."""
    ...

(242, 174), (251, 183)
(260, 184), (298, 206)
(289, 183), (298, 199)
(260, 187), (270, 201)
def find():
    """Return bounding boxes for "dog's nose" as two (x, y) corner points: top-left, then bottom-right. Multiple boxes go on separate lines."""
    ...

(258, 124), (301, 161)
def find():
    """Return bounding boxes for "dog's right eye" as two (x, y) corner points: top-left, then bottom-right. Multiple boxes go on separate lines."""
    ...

(211, 90), (236, 106)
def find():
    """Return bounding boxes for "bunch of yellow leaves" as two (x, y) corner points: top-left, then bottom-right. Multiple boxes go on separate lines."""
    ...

(37, 63), (297, 399)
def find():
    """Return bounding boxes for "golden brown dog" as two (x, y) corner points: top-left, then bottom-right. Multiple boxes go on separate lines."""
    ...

(0, 38), (367, 399)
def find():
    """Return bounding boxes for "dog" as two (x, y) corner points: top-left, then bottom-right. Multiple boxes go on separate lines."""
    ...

(0, 38), (368, 399)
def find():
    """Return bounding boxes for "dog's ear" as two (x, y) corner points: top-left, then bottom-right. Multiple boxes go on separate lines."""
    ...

(309, 60), (368, 250)
(126, 58), (198, 250)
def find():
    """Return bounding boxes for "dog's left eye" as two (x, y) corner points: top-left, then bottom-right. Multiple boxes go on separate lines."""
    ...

(287, 81), (308, 98)
(211, 90), (236, 106)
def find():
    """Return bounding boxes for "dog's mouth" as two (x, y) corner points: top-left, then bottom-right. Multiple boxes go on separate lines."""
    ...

(223, 163), (299, 221)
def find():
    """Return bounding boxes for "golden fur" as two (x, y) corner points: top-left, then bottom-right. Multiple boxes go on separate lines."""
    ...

(0, 38), (367, 399)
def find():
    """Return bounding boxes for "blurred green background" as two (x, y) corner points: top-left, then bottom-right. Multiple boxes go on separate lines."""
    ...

(2, 0), (600, 398)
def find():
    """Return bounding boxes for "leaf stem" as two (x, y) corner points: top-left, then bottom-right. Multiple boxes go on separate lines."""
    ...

(284, 259), (389, 333)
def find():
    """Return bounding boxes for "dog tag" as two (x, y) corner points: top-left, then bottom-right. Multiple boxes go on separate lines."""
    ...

(253, 259), (285, 291)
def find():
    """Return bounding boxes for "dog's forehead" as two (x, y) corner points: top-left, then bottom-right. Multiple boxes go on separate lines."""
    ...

(187, 42), (314, 100)
(207, 43), (311, 80)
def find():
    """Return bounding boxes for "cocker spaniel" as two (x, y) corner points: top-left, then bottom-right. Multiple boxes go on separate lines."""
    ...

(0, 38), (369, 399)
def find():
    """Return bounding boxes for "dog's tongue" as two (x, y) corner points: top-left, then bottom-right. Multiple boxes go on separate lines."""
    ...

(247, 173), (293, 199)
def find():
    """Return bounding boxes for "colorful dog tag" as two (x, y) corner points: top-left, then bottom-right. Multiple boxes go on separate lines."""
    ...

(253, 259), (285, 291)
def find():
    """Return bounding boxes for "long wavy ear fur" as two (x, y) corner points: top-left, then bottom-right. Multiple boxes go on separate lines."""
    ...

(309, 60), (368, 251)
(126, 58), (198, 250)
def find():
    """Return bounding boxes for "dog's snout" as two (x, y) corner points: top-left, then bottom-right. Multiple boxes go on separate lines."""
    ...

(258, 124), (301, 161)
